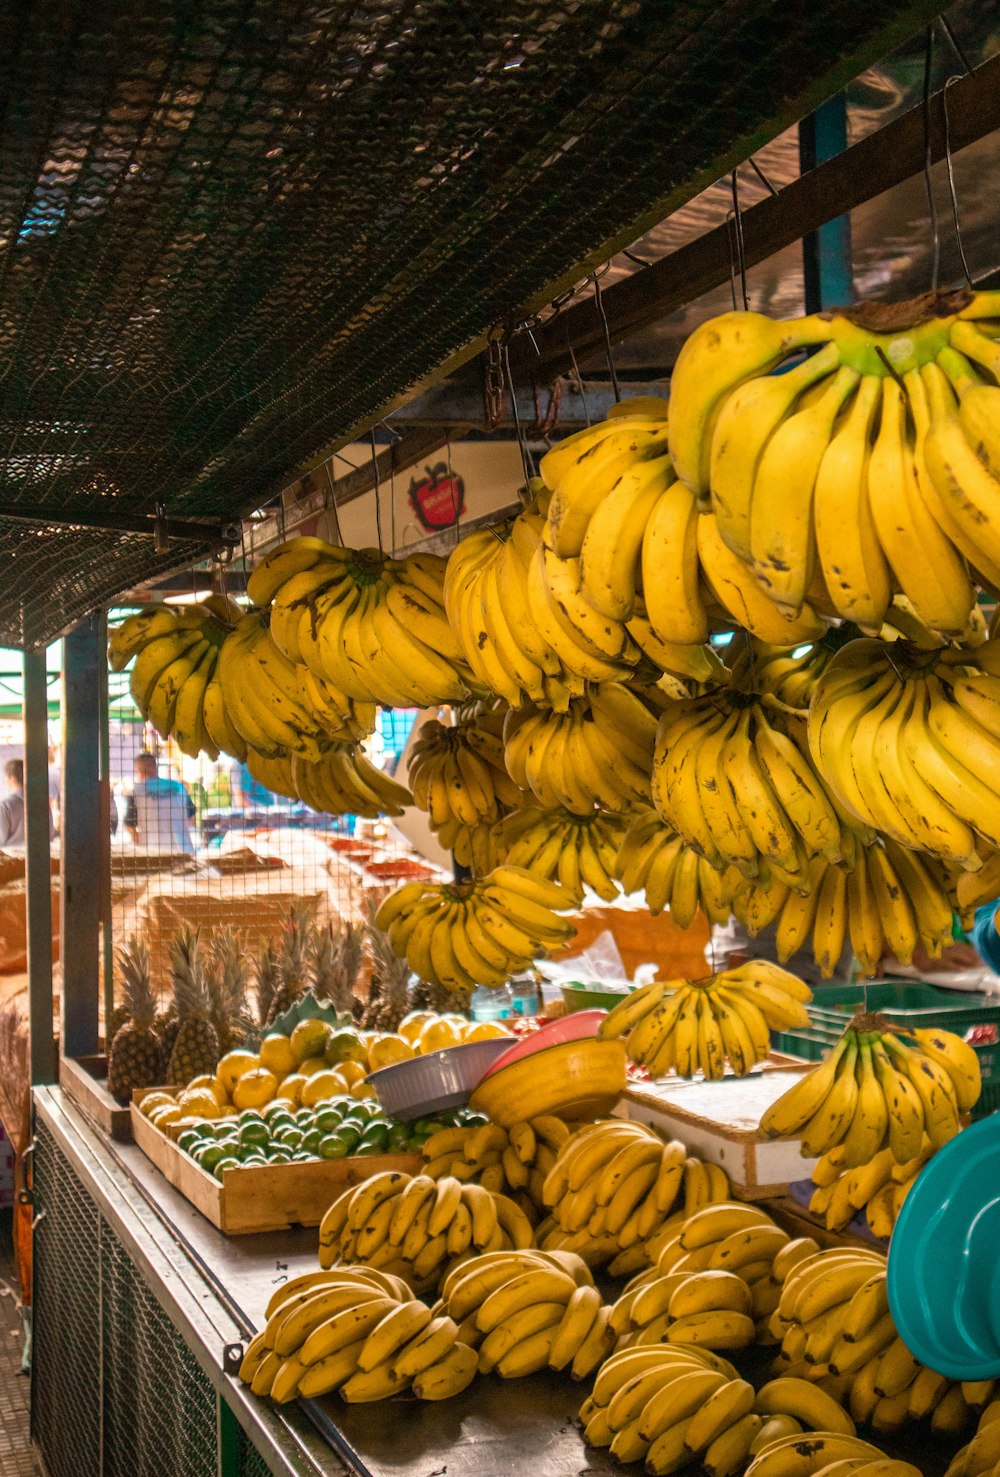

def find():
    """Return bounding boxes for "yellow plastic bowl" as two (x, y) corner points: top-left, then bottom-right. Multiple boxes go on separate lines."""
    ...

(469, 1038), (627, 1127)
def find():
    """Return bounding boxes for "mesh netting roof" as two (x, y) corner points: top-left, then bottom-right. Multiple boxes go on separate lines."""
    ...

(0, 0), (940, 647)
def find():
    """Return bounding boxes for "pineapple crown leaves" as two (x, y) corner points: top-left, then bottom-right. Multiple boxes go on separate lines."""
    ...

(279, 900), (318, 990)
(254, 939), (280, 1027)
(168, 924), (212, 1021)
(362, 896), (411, 993)
(209, 926), (248, 1016)
(115, 934), (155, 1030)
(312, 920), (364, 1011)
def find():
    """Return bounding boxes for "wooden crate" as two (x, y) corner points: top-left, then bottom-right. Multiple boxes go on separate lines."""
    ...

(624, 1068), (819, 1200)
(60, 1055), (134, 1141)
(130, 1088), (422, 1235)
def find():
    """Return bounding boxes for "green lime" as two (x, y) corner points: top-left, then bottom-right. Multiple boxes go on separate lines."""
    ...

(351, 1101), (380, 1122)
(238, 1109), (265, 1124)
(213, 1121), (237, 1140)
(301, 1128), (323, 1155)
(318, 1133), (351, 1160)
(314, 1108), (342, 1134)
(213, 1156), (240, 1181)
(242, 1155), (268, 1168)
(198, 1143), (228, 1171)
(360, 1122), (390, 1152)
(335, 1121), (362, 1152)
(268, 1148), (292, 1164)
(262, 1100), (289, 1118)
(386, 1123), (411, 1150)
(238, 1121), (271, 1147)
(295, 1108), (316, 1126)
(277, 1127), (304, 1149)
(177, 1130), (202, 1153)
(292, 1151), (313, 1162)
(352, 1141), (382, 1157)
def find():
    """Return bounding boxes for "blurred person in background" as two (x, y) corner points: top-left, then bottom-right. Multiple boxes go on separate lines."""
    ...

(124, 752), (195, 854)
(0, 759), (55, 848)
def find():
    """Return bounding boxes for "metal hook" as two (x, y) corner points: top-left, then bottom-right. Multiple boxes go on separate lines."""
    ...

(746, 155), (779, 199)
(942, 75), (973, 290)
(922, 25), (942, 293)
(322, 459), (345, 546)
(936, 14), (974, 76)
(562, 318), (591, 428)
(370, 429), (384, 553)
(502, 342), (534, 488)
(591, 271), (621, 402)
(730, 170), (750, 310)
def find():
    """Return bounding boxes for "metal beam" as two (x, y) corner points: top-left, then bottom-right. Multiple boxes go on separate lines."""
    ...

(61, 616), (102, 1060)
(389, 378), (670, 431)
(24, 649), (55, 1086)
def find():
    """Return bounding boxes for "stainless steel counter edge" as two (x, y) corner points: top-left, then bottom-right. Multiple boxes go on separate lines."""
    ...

(34, 1086), (347, 1477)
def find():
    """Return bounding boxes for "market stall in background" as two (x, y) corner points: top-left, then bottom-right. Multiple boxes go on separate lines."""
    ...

(0, 2), (999, 1476)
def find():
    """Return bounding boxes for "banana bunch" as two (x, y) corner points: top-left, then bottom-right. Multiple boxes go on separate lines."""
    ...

(730, 840), (961, 979)
(374, 865), (576, 997)
(599, 961), (813, 1079)
(495, 804), (627, 902)
(536, 1118), (730, 1275)
(760, 1016), (981, 1162)
(215, 610), (330, 761)
(408, 707), (522, 829)
(653, 679), (865, 886)
(749, 636), (849, 712)
(504, 684), (664, 814)
(317, 1170), (536, 1296)
(745, 1432), (919, 1477)
(808, 635), (1000, 868)
(771, 1245), (986, 1439)
(945, 1398), (1000, 1477)
(438, 1246), (615, 1379)
(436, 816), (503, 875)
(668, 295), (1000, 634)
(580, 1342), (765, 1476)
(110, 598), (242, 759)
(612, 1265), (759, 1352)
(421, 1115), (569, 1220)
(808, 1140), (933, 1239)
(252, 537), (472, 707)
(245, 742), (412, 818)
(615, 809), (737, 923)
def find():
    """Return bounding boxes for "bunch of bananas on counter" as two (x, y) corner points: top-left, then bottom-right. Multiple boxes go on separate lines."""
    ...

(374, 865), (576, 996)
(771, 1245), (988, 1438)
(504, 684), (664, 814)
(421, 1115), (569, 1219)
(611, 1264), (760, 1352)
(237, 1264), (477, 1404)
(109, 597), (242, 759)
(317, 1169), (536, 1296)
(746, 1433), (919, 1477)
(668, 293), (1000, 634)
(599, 962), (813, 1079)
(495, 803), (626, 902)
(809, 1140), (933, 1239)
(245, 743), (412, 819)
(407, 704), (522, 829)
(250, 537), (473, 707)
(439, 1246), (615, 1379)
(808, 635), (1000, 867)
(535, 1118), (730, 1275)
(945, 1398), (1000, 1477)
(653, 678), (865, 886)
(729, 840), (962, 978)
(760, 1015), (981, 1161)
(615, 809), (736, 923)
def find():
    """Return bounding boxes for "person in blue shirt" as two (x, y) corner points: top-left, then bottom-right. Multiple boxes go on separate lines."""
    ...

(124, 753), (195, 854)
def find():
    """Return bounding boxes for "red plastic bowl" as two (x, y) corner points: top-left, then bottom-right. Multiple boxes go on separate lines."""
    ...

(477, 1009), (605, 1081)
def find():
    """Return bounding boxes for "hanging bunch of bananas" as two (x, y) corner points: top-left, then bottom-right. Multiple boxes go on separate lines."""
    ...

(808, 1139), (934, 1239)
(238, 1265), (477, 1404)
(749, 635), (851, 711)
(408, 707), (522, 828)
(945, 1398), (1000, 1477)
(808, 635), (1000, 868)
(438, 1246), (615, 1379)
(730, 839), (962, 979)
(245, 743), (412, 818)
(374, 865), (576, 996)
(109, 597), (242, 759)
(318, 1169), (536, 1297)
(249, 536), (473, 707)
(668, 293), (1000, 636)
(760, 1015), (981, 1161)
(504, 683), (665, 814)
(421, 1115), (569, 1222)
(652, 669), (867, 889)
(599, 961), (813, 1079)
(770, 1245), (988, 1440)
(494, 804), (626, 903)
(615, 808), (737, 923)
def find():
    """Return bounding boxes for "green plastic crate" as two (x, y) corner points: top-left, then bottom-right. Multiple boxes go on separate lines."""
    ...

(771, 980), (1000, 1118)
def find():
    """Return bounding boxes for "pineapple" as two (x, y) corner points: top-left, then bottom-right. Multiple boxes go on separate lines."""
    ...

(108, 936), (162, 1102)
(106, 1000), (131, 1048)
(167, 925), (220, 1086)
(208, 926), (257, 1053)
(312, 920), (363, 1018)
(265, 902), (315, 1026)
(360, 900), (413, 1030)
(253, 939), (279, 1032)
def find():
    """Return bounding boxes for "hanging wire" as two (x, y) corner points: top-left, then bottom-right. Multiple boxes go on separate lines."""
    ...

(370, 429), (384, 552)
(591, 269), (621, 402)
(730, 170), (750, 310)
(444, 434), (461, 547)
(562, 317), (592, 427)
(937, 13), (974, 75)
(278, 493), (286, 542)
(389, 439), (397, 556)
(322, 458), (345, 546)
(746, 154), (779, 198)
(922, 26), (943, 293)
(725, 210), (740, 312)
(942, 75), (973, 290)
(503, 341), (534, 487)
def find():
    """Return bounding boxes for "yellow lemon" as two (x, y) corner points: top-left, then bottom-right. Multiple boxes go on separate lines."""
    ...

(298, 1055), (331, 1078)
(186, 1073), (229, 1107)
(464, 1020), (512, 1043)
(324, 1027), (368, 1068)
(418, 1018), (463, 1054)
(139, 1091), (176, 1117)
(258, 1033), (297, 1077)
(289, 1019), (332, 1066)
(273, 1072), (307, 1106)
(367, 1034), (414, 1071)
(300, 1071), (349, 1107)
(149, 1104), (183, 1128)
(178, 1087), (223, 1120)
(335, 1060), (368, 1088)
(217, 1050), (260, 1096)
(398, 1010), (433, 1044)
(232, 1068), (279, 1111)
(350, 1081), (378, 1102)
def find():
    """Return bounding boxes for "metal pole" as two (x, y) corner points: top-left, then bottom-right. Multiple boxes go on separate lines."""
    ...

(98, 610), (115, 1043)
(799, 94), (853, 311)
(24, 647), (55, 1085)
(61, 615), (102, 1059)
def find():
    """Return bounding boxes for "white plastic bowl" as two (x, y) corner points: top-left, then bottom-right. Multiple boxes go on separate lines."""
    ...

(365, 1038), (513, 1121)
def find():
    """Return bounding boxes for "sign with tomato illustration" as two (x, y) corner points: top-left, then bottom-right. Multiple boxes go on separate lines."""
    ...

(408, 461), (465, 530)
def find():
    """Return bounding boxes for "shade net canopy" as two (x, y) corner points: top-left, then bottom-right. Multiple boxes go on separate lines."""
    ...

(0, 0), (941, 647)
